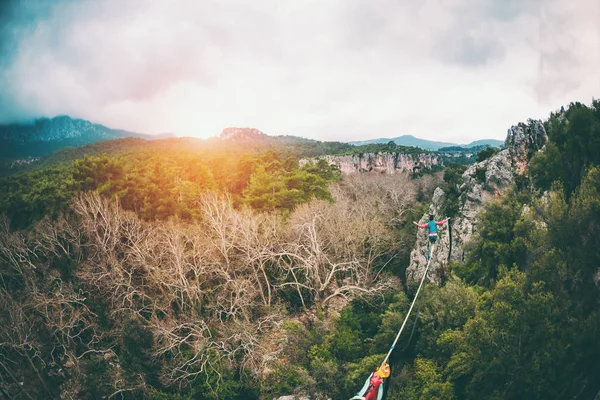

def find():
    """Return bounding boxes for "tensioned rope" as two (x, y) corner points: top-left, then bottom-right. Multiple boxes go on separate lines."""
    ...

(448, 220), (453, 264)
(381, 243), (435, 365)
(349, 243), (437, 400)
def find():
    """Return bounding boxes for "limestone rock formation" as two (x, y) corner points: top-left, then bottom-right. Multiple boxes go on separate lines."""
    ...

(406, 121), (547, 284)
(505, 120), (548, 175)
(300, 152), (443, 175)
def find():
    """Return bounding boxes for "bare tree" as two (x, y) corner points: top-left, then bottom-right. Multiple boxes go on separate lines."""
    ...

(151, 316), (218, 387)
(271, 198), (400, 309)
(32, 214), (84, 263)
(0, 215), (38, 276)
(329, 172), (419, 226)
(199, 194), (280, 309)
(0, 182), (410, 396)
(0, 286), (48, 399)
(72, 192), (159, 316)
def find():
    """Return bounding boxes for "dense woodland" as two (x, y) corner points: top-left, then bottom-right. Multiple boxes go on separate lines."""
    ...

(1, 100), (600, 399)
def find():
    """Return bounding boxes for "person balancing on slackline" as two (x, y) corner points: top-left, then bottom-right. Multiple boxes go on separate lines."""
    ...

(413, 215), (449, 259)
(350, 215), (449, 400)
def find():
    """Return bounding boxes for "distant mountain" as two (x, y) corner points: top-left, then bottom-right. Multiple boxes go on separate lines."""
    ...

(0, 115), (160, 157)
(349, 135), (455, 150)
(349, 135), (503, 151)
(219, 127), (268, 141)
(218, 127), (323, 146)
(465, 139), (504, 148)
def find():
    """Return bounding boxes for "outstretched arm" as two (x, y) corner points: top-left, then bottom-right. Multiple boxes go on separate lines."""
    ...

(435, 218), (450, 226)
(413, 221), (428, 229)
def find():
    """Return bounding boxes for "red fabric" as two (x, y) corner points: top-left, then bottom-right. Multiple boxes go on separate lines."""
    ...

(416, 222), (428, 229)
(364, 373), (383, 400)
(435, 219), (448, 226)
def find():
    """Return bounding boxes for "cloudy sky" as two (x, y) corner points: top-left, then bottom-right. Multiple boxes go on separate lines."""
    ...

(0, 0), (599, 143)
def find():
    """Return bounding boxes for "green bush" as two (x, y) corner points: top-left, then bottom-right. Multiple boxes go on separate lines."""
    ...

(441, 163), (467, 218)
(474, 166), (487, 184)
(529, 142), (562, 191)
(476, 146), (499, 162)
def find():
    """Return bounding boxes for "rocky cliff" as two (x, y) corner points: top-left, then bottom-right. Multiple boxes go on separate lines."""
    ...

(300, 152), (443, 174)
(505, 120), (549, 175)
(406, 120), (547, 284)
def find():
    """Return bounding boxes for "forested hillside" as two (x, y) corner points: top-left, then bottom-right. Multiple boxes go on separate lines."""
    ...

(1, 100), (599, 399)
(0, 133), (354, 177)
(1, 131), (436, 178)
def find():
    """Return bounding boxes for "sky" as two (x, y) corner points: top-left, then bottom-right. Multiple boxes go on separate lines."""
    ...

(0, 0), (599, 143)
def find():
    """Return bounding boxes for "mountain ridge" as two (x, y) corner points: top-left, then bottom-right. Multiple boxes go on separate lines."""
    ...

(0, 115), (165, 157)
(1, 115), (503, 158)
(349, 134), (504, 150)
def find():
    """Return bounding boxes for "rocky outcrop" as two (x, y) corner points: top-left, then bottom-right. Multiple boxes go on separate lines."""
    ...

(10, 157), (40, 169)
(406, 121), (547, 284)
(219, 127), (267, 141)
(300, 152), (443, 175)
(505, 120), (548, 175)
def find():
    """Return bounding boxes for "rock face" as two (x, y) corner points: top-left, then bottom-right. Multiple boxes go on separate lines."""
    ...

(300, 152), (443, 175)
(505, 121), (548, 175)
(406, 121), (547, 284)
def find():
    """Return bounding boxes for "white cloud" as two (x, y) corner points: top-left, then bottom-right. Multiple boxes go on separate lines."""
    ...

(0, 0), (598, 143)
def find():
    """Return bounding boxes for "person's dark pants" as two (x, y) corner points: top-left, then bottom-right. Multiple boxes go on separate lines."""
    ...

(428, 235), (438, 244)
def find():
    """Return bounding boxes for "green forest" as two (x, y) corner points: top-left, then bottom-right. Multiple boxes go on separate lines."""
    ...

(1, 100), (600, 399)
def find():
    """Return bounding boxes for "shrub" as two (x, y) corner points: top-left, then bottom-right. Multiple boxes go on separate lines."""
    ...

(476, 146), (499, 162)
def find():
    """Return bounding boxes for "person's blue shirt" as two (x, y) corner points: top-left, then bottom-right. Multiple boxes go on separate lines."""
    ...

(414, 218), (449, 236)
(428, 220), (438, 234)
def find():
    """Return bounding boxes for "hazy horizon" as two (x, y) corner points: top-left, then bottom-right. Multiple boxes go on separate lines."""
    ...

(1, 113), (509, 145)
(1, 0), (599, 143)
